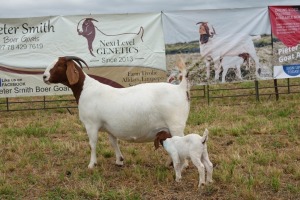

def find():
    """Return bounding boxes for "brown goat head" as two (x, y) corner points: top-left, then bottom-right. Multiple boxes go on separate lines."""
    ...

(154, 130), (172, 150)
(43, 56), (89, 86)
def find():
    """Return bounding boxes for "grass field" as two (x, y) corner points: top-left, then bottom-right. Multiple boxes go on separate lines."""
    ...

(1, 91), (300, 199)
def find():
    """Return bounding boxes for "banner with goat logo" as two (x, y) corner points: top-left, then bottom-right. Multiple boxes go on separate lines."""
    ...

(1, 6), (300, 98)
(269, 6), (300, 79)
(0, 13), (166, 97)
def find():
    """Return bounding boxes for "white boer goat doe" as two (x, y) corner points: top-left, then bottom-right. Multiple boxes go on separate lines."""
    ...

(154, 129), (213, 188)
(43, 56), (190, 169)
(198, 22), (261, 81)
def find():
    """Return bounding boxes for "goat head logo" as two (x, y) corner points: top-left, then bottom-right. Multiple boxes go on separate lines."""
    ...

(77, 18), (98, 57)
(77, 17), (144, 57)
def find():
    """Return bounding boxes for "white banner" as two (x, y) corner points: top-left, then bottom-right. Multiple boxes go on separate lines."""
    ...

(163, 8), (273, 85)
(2, 7), (300, 98)
(0, 13), (166, 97)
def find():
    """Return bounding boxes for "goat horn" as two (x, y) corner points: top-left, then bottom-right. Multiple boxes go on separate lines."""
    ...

(65, 56), (89, 70)
(86, 18), (98, 22)
(196, 21), (208, 25)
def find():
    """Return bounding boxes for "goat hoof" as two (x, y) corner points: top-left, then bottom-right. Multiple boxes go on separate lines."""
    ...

(88, 166), (94, 169)
(175, 178), (181, 182)
(88, 162), (97, 169)
(165, 161), (173, 168)
(115, 156), (124, 166)
(198, 183), (205, 188)
(207, 179), (214, 184)
(183, 161), (189, 169)
(115, 161), (124, 166)
(115, 163), (124, 167)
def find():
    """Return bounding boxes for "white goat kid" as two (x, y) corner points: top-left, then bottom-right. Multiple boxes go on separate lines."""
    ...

(198, 22), (260, 81)
(43, 56), (190, 169)
(219, 54), (248, 83)
(154, 129), (213, 188)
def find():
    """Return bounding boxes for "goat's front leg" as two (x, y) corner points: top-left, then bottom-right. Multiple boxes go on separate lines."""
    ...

(170, 154), (182, 182)
(108, 134), (124, 166)
(214, 58), (221, 82)
(168, 127), (189, 169)
(174, 163), (182, 182)
(205, 58), (211, 80)
(86, 126), (98, 169)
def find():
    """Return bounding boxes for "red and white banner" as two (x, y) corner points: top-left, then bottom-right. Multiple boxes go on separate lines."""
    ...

(269, 6), (300, 79)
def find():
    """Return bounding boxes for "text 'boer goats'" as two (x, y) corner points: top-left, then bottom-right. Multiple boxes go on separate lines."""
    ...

(43, 56), (190, 169)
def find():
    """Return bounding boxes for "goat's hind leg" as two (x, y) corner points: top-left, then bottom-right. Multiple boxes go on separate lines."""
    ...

(236, 65), (243, 81)
(222, 67), (229, 83)
(202, 151), (214, 184)
(205, 57), (211, 80)
(108, 134), (124, 166)
(191, 156), (205, 188)
(250, 53), (261, 77)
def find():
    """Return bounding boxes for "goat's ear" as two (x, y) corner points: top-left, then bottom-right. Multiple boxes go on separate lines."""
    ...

(66, 61), (79, 85)
(154, 136), (160, 150)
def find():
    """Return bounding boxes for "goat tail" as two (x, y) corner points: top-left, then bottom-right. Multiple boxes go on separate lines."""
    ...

(201, 128), (209, 144)
(176, 56), (189, 90)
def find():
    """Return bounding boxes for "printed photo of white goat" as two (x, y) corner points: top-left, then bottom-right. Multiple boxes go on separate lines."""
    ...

(163, 8), (273, 85)
(154, 128), (213, 188)
(197, 22), (263, 82)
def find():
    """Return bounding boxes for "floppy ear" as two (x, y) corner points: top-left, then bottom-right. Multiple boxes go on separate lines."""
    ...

(154, 135), (160, 150)
(66, 61), (79, 85)
(154, 131), (172, 150)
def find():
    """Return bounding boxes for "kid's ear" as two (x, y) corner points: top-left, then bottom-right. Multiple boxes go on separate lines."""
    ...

(161, 130), (172, 139)
(66, 61), (79, 85)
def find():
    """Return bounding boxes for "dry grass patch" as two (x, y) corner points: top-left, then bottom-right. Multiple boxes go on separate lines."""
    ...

(0, 96), (300, 199)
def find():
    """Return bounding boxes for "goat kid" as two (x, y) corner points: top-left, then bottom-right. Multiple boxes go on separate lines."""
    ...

(43, 56), (190, 169)
(219, 53), (249, 83)
(154, 129), (213, 188)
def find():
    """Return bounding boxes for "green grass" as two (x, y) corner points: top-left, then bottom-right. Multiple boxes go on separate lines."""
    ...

(1, 92), (300, 199)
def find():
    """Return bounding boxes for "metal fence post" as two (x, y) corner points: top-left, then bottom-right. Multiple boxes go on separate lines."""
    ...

(6, 98), (9, 111)
(43, 96), (46, 109)
(207, 84), (210, 105)
(274, 79), (279, 100)
(255, 80), (259, 101)
(287, 78), (290, 94)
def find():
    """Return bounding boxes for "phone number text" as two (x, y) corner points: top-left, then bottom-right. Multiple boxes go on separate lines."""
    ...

(0, 43), (44, 50)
